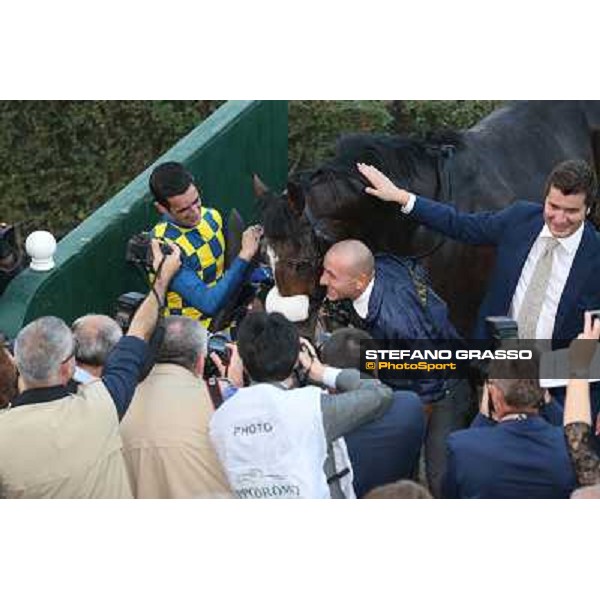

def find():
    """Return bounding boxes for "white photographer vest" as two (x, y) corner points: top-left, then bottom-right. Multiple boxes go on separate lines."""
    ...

(209, 383), (330, 499)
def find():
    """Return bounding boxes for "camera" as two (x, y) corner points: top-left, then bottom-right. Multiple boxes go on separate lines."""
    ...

(204, 333), (232, 379)
(126, 231), (172, 268)
(468, 316), (520, 389)
(114, 291), (145, 332)
(486, 316), (519, 341)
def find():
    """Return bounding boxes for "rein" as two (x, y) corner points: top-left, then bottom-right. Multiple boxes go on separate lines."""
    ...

(303, 195), (337, 245)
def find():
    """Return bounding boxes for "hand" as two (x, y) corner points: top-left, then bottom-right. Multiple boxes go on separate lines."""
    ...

(568, 311), (600, 375)
(151, 239), (181, 285)
(128, 240), (181, 342)
(298, 337), (325, 382)
(239, 225), (263, 261)
(480, 382), (491, 418)
(357, 162), (411, 206)
(211, 343), (244, 389)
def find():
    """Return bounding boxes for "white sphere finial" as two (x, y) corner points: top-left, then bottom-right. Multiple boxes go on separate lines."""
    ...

(25, 230), (57, 271)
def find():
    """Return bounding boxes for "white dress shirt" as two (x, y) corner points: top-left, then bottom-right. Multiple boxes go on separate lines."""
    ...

(353, 277), (375, 320)
(509, 223), (583, 339)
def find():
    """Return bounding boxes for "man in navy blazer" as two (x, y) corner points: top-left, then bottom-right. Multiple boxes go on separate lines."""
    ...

(320, 328), (426, 498)
(357, 160), (600, 349)
(441, 356), (577, 499)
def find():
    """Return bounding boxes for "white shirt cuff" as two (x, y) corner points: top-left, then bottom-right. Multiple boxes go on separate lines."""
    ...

(400, 193), (416, 214)
(322, 366), (342, 389)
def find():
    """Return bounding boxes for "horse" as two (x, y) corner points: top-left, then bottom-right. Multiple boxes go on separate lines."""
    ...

(253, 175), (334, 339)
(258, 100), (600, 337)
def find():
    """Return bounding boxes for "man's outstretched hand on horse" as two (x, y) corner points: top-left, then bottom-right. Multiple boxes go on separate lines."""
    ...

(357, 163), (412, 206)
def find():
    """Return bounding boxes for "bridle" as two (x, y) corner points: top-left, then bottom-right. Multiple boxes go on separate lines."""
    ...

(409, 143), (456, 261)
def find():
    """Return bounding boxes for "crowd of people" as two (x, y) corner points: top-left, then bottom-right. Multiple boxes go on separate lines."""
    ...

(1, 158), (600, 499)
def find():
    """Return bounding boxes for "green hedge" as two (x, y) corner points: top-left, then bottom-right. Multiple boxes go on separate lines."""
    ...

(0, 101), (501, 239)
(288, 100), (503, 172)
(0, 101), (222, 238)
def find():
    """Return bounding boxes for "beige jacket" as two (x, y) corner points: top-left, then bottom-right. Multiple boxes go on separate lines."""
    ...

(120, 363), (232, 499)
(0, 381), (132, 499)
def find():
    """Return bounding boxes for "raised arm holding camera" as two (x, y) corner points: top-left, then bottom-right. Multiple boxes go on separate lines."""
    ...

(0, 240), (180, 498)
(563, 312), (600, 487)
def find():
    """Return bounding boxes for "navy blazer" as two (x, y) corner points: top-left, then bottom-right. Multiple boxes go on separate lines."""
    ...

(442, 415), (577, 499)
(412, 197), (600, 346)
(345, 390), (425, 498)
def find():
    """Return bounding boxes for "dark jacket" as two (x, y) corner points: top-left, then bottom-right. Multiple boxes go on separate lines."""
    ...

(366, 254), (463, 403)
(412, 198), (600, 347)
(442, 415), (577, 499)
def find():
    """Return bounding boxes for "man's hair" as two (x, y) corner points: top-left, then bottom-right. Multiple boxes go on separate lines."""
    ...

(487, 354), (543, 410)
(237, 312), (300, 382)
(363, 480), (433, 499)
(544, 159), (598, 207)
(321, 327), (375, 374)
(149, 161), (194, 208)
(0, 348), (18, 408)
(14, 316), (73, 385)
(72, 314), (122, 367)
(156, 316), (208, 372)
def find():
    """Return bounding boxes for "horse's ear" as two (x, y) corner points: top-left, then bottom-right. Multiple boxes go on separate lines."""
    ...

(287, 180), (305, 214)
(253, 174), (270, 200)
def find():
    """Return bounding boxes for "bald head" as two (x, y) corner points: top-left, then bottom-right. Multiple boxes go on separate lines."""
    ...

(320, 240), (375, 301)
(72, 314), (122, 372)
(326, 240), (374, 278)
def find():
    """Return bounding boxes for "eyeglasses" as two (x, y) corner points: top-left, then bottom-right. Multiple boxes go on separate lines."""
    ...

(61, 341), (77, 364)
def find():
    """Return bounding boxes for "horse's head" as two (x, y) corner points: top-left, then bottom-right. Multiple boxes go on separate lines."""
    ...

(293, 132), (464, 257)
(253, 174), (324, 300)
(292, 164), (421, 256)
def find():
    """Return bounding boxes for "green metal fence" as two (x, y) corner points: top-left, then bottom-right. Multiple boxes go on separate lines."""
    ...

(0, 100), (288, 338)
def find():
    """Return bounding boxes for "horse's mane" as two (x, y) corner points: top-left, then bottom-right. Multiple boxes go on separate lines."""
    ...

(333, 131), (464, 187)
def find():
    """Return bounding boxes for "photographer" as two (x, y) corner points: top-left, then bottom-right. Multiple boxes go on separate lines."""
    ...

(442, 347), (577, 498)
(0, 223), (23, 295)
(119, 315), (232, 499)
(149, 161), (262, 328)
(0, 240), (180, 498)
(320, 328), (426, 498)
(0, 337), (17, 409)
(209, 312), (393, 499)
